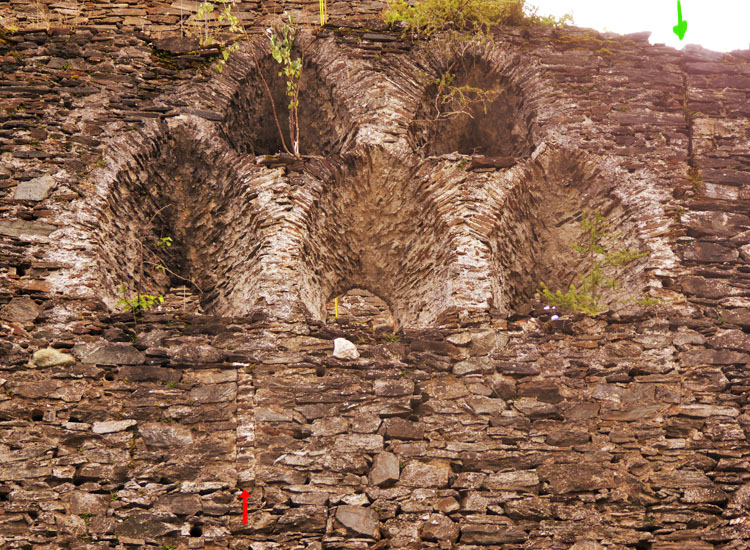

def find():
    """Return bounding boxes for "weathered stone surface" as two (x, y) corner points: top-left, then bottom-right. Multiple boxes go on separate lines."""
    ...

(373, 379), (414, 396)
(335, 505), (379, 538)
(139, 423), (194, 447)
(189, 383), (237, 403)
(400, 461), (451, 488)
(484, 470), (539, 492)
(0, 296), (40, 323)
(333, 338), (360, 360)
(369, 452), (400, 487)
(420, 514), (459, 542)
(169, 342), (222, 363)
(677, 404), (739, 418)
(334, 434), (383, 453)
(384, 418), (424, 440)
(92, 420), (137, 434)
(82, 343), (145, 365)
(69, 492), (107, 515)
(14, 175), (56, 201)
(0, 219), (57, 237)
(537, 464), (615, 494)
(460, 522), (526, 544)
(32, 347), (75, 367)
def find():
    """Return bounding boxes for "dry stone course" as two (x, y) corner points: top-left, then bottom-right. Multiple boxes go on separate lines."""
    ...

(1, 2), (750, 549)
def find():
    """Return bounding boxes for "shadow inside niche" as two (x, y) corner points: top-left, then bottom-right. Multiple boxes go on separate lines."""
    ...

(222, 55), (351, 157)
(488, 151), (651, 315)
(325, 288), (397, 333)
(94, 127), (262, 316)
(410, 55), (534, 157)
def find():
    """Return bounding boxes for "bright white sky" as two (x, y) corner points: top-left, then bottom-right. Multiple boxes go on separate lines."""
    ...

(531, 0), (750, 52)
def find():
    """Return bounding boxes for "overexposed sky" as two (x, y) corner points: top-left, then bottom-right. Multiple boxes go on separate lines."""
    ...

(532, 0), (750, 52)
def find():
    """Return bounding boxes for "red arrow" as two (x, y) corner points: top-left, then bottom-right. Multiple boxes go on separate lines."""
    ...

(238, 490), (250, 524)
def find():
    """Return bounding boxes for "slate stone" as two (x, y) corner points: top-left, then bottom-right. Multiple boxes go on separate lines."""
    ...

(373, 379), (413, 396)
(92, 420), (137, 434)
(420, 513), (459, 542)
(114, 512), (178, 538)
(82, 343), (145, 365)
(683, 486), (728, 504)
(32, 347), (75, 367)
(0, 219), (57, 237)
(335, 505), (379, 538)
(484, 470), (539, 492)
(682, 242), (738, 263)
(0, 296), (40, 323)
(400, 461), (451, 488)
(465, 396), (506, 415)
(680, 349), (748, 367)
(139, 422), (194, 447)
(677, 404), (739, 418)
(188, 382), (237, 403)
(369, 452), (400, 487)
(460, 523), (527, 544)
(69, 491), (107, 514)
(681, 276), (733, 299)
(384, 418), (424, 440)
(169, 342), (222, 364)
(537, 464), (615, 494)
(14, 175), (55, 201)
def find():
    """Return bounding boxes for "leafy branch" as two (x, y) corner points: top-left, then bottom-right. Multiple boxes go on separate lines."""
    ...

(539, 210), (649, 315)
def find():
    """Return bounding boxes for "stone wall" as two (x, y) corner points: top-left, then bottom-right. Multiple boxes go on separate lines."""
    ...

(1, 0), (388, 36)
(2, 5), (750, 550)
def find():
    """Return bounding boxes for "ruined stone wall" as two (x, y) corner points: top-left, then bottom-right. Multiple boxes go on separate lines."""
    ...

(1, 6), (750, 550)
(1, 0), (388, 37)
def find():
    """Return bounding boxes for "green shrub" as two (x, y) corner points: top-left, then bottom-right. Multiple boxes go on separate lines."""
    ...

(383, 0), (572, 36)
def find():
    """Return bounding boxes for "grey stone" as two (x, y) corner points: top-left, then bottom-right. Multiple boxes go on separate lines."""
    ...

(82, 343), (145, 365)
(369, 452), (400, 487)
(453, 357), (493, 375)
(683, 486), (728, 504)
(0, 296), (40, 323)
(92, 420), (137, 434)
(384, 418), (424, 440)
(169, 342), (222, 364)
(335, 505), (379, 538)
(32, 347), (75, 367)
(0, 219), (57, 238)
(139, 422), (194, 447)
(14, 175), (56, 201)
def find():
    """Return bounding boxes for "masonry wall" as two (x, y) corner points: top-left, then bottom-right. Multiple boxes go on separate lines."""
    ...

(2, 4), (750, 549)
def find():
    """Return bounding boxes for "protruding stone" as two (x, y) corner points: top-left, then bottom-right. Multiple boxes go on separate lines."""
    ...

(32, 347), (75, 367)
(14, 175), (56, 201)
(369, 452), (400, 487)
(335, 505), (379, 538)
(333, 338), (359, 360)
(420, 513), (459, 542)
(92, 420), (137, 434)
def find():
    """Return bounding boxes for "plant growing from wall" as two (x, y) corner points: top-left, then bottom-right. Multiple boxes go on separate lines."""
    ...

(267, 13), (303, 158)
(383, 0), (572, 37)
(190, 0), (244, 72)
(539, 210), (649, 315)
(415, 65), (501, 154)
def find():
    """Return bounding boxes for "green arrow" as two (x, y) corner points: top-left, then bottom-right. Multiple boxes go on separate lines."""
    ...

(673, 0), (687, 40)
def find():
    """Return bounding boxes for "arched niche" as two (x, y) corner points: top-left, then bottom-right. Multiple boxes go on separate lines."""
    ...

(409, 54), (535, 157)
(325, 288), (397, 332)
(221, 54), (353, 157)
(487, 149), (652, 315)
